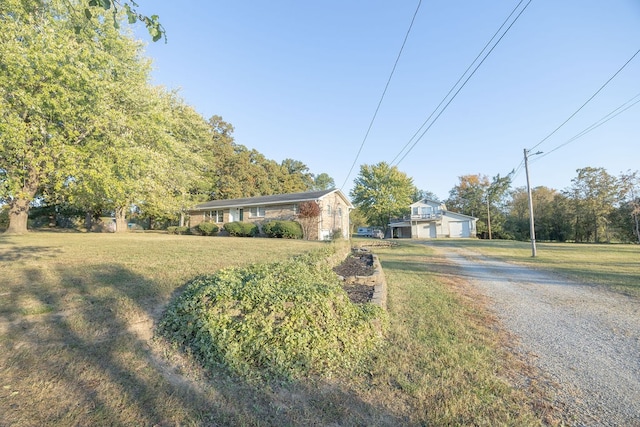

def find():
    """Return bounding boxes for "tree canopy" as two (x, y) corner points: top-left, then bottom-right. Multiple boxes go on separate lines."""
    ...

(0, 1), (332, 233)
(350, 162), (416, 230)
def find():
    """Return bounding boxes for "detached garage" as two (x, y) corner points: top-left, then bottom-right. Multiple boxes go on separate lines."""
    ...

(388, 199), (477, 239)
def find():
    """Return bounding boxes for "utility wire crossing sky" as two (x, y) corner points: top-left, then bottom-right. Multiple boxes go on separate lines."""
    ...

(137, 1), (640, 200)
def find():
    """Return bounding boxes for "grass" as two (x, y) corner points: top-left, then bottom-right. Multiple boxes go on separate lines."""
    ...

(0, 232), (555, 425)
(428, 239), (640, 297)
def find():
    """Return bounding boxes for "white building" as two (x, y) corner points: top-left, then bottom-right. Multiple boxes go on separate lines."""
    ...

(388, 199), (477, 239)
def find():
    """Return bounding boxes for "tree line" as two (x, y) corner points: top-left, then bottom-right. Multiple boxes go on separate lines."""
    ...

(350, 162), (640, 244)
(0, 0), (333, 234)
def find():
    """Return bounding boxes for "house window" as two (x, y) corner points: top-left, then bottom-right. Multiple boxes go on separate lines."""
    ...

(208, 210), (223, 223)
(250, 207), (265, 217)
(292, 204), (299, 214)
(326, 205), (332, 215)
(412, 207), (419, 216)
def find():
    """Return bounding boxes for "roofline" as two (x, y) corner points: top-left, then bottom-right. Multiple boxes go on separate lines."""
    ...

(190, 188), (353, 211)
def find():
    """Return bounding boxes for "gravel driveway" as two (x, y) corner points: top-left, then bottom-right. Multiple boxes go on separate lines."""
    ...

(429, 243), (640, 427)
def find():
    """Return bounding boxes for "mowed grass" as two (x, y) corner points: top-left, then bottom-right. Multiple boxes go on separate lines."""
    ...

(0, 233), (548, 426)
(428, 239), (640, 297)
(0, 232), (321, 426)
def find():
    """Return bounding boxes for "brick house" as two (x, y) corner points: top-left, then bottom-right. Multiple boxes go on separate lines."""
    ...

(188, 189), (353, 240)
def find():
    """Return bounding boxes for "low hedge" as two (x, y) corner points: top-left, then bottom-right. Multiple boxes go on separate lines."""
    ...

(158, 250), (386, 380)
(198, 222), (219, 236)
(262, 220), (303, 239)
(223, 221), (257, 237)
(167, 226), (190, 235)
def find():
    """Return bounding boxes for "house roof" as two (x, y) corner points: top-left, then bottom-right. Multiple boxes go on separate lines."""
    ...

(410, 199), (446, 209)
(443, 211), (477, 221)
(191, 188), (353, 211)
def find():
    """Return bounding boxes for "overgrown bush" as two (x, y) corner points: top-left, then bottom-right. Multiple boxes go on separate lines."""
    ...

(198, 222), (219, 236)
(262, 220), (303, 239)
(158, 250), (386, 380)
(223, 221), (257, 237)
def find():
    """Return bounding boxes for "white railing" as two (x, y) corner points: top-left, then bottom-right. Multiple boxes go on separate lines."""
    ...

(409, 213), (442, 220)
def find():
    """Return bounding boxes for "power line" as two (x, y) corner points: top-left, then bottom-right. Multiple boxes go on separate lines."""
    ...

(391, 0), (532, 167)
(527, 47), (640, 152)
(532, 91), (640, 161)
(340, 0), (422, 190)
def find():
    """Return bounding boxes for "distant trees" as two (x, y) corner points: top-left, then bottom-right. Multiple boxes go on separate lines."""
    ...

(565, 167), (618, 243)
(439, 167), (638, 243)
(350, 162), (415, 232)
(498, 168), (637, 243)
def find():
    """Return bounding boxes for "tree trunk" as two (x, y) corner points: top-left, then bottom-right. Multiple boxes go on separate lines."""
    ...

(5, 168), (40, 234)
(84, 211), (93, 231)
(114, 206), (128, 233)
(6, 197), (31, 234)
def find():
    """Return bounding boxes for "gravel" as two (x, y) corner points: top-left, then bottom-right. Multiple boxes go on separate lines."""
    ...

(431, 243), (640, 427)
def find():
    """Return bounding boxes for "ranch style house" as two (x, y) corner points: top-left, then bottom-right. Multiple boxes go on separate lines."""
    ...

(188, 189), (353, 240)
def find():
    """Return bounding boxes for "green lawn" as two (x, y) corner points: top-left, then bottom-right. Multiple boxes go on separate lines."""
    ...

(1, 233), (556, 425)
(428, 239), (640, 297)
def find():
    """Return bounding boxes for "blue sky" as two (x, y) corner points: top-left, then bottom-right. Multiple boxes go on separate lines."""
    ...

(135, 1), (640, 201)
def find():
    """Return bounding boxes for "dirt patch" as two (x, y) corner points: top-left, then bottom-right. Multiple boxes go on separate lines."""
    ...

(333, 253), (374, 277)
(333, 253), (376, 304)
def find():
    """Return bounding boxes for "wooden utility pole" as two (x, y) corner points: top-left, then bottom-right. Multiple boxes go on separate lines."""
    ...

(524, 149), (542, 257)
(486, 196), (492, 240)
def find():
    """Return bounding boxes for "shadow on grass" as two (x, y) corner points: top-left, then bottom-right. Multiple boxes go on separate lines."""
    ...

(0, 262), (406, 426)
(0, 244), (58, 262)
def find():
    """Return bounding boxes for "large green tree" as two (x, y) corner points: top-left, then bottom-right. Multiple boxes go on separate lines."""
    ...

(310, 173), (335, 191)
(350, 162), (415, 231)
(611, 170), (640, 243)
(485, 173), (512, 239)
(566, 167), (618, 243)
(0, 0), (137, 233)
(446, 174), (489, 235)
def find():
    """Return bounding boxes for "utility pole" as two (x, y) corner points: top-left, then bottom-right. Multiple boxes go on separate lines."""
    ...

(524, 149), (542, 257)
(486, 196), (492, 240)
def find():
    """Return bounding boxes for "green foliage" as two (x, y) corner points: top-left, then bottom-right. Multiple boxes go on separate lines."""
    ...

(159, 251), (385, 380)
(167, 226), (190, 235)
(0, 207), (8, 230)
(350, 162), (416, 230)
(83, 0), (166, 42)
(224, 221), (258, 237)
(263, 220), (303, 239)
(197, 222), (219, 236)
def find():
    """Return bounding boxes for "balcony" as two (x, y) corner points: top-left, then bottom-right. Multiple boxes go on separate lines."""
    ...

(410, 213), (442, 220)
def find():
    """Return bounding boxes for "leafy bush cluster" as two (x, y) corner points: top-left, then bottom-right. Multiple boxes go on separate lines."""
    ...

(167, 226), (190, 235)
(198, 222), (219, 236)
(223, 221), (257, 237)
(262, 220), (303, 239)
(158, 250), (386, 380)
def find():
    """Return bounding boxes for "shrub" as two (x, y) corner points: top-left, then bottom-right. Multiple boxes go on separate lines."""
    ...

(198, 222), (219, 236)
(167, 226), (190, 235)
(223, 221), (257, 237)
(158, 251), (386, 380)
(263, 220), (303, 239)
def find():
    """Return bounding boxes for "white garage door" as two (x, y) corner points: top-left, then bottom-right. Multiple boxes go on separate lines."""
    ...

(449, 221), (463, 237)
